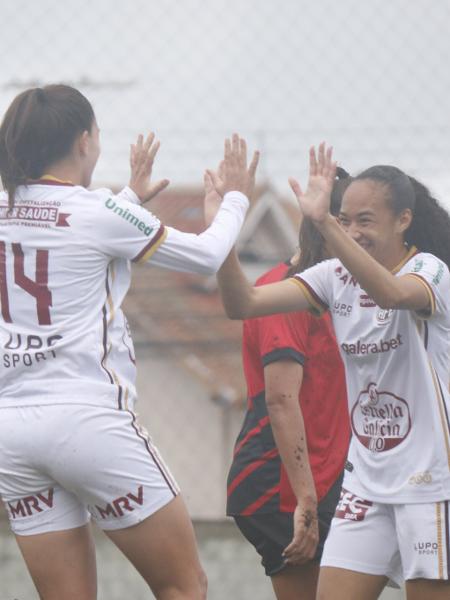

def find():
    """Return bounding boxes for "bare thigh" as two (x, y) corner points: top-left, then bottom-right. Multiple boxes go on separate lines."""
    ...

(316, 566), (388, 600)
(105, 494), (207, 600)
(271, 562), (320, 600)
(15, 524), (97, 600)
(405, 578), (450, 600)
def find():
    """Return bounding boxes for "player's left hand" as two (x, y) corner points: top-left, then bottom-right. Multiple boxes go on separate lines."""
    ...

(289, 142), (336, 224)
(129, 132), (170, 204)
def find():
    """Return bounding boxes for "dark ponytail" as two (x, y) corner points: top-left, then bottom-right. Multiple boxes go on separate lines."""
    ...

(0, 84), (95, 210)
(287, 167), (352, 277)
(355, 165), (450, 270)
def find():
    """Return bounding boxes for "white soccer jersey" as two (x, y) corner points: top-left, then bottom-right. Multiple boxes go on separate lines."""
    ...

(293, 247), (450, 503)
(0, 179), (248, 410)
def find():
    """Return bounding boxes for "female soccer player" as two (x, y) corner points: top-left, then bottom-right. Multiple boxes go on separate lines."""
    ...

(225, 169), (351, 600)
(216, 144), (450, 600)
(0, 84), (258, 600)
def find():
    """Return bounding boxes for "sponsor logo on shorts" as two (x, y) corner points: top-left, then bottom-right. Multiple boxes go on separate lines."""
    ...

(408, 472), (433, 485)
(351, 383), (412, 452)
(332, 302), (353, 317)
(335, 489), (372, 521)
(414, 541), (438, 555)
(105, 198), (154, 236)
(341, 333), (403, 356)
(93, 485), (144, 519)
(6, 488), (54, 519)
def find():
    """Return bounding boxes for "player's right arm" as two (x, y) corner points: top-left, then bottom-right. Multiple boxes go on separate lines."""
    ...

(216, 250), (315, 319)
(91, 133), (260, 276)
(138, 132), (260, 275)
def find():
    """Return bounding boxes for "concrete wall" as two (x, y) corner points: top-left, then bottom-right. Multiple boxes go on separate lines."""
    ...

(134, 348), (243, 519)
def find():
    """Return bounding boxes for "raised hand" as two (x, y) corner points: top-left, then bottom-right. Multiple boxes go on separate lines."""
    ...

(129, 132), (170, 204)
(289, 142), (337, 224)
(203, 162), (224, 227)
(207, 134), (259, 200)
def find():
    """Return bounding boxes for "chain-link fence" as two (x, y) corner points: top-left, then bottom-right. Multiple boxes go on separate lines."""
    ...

(2, 0), (450, 198)
(1, 0), (449, 597)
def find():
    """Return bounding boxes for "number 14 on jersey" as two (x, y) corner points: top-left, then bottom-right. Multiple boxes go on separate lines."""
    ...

(0, 241), (52, 325)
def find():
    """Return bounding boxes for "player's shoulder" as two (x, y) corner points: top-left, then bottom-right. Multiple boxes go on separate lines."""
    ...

(298, 257), (340, 277)
(401, 250), (449, 282)
(42, 184), (114, 207)
(70, 186), (127, 218)
(78, 186), (115, 205)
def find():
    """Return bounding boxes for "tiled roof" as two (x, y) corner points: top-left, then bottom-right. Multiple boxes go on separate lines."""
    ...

(125, 263), (247, 404)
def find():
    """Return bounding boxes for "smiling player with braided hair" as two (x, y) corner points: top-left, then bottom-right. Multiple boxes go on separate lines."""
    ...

(216, 144), (450, 600)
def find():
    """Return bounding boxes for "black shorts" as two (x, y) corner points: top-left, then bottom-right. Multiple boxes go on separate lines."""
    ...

(233, 472), (343, 577)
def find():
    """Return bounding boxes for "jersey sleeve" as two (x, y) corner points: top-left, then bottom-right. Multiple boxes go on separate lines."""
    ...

(289, 259), (334, 316)
(91, 192), (167, 261)
(148, 191), (249, 275)
(402, 253), (450, 319)
(258, 311), (311, 367)
(91, 190), (249, 274)
(115, 186), (141, 205)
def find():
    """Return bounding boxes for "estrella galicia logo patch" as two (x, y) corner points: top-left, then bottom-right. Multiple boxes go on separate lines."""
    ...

(351, 383), (411, 452)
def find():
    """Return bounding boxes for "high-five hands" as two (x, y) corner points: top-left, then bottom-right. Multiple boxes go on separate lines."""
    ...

(207, 134), (259, 200)
(129, 133), (170, 204)
(289, 142), (337, 224)
(203, 162), (224, 228)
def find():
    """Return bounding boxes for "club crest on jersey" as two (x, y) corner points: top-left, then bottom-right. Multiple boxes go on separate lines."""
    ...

(376, 308), (394, 325)
(351, 382), (411, 453)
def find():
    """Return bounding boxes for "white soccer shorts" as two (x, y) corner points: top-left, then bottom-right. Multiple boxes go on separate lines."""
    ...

(321, 487), (450, 585)
(0, 404), (179, 535)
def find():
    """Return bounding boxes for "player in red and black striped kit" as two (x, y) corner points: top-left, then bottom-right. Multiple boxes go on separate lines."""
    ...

(226, 170), (351, 600)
